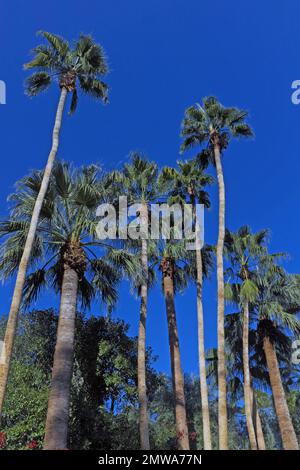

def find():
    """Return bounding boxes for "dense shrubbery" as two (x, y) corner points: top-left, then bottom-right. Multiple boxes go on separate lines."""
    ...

(1, 310), (299, 449)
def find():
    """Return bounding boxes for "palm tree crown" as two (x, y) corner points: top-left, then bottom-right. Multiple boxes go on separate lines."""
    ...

(159, 159), (213, 208)
(180, 96), (253, 162)
(224, 226), (270, 303)
(254, 265), (300, 345)
(24, 31), (109, 113)
(112, 152), (159, 205)
(0, 162), (138, 310)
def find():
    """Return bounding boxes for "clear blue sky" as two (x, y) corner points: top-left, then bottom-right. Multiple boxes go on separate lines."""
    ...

(0, 0), (299, 374)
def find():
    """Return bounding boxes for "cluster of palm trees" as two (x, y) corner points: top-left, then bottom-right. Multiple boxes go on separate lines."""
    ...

(0, 31), (299, 451)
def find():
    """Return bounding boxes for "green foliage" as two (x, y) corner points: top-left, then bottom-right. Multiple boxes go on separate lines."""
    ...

(240, 279), (258, 303)
(3, 362), (48, 449)
(0, 312), (56, 449)
(0, 310), (160, 450)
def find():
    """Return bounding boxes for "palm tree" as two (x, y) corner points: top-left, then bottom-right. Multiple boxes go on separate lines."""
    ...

(0, 163), (138, 449)
(254, 265), (300, 449)
(159, 240), (190, 450)
(0, 31), (109, 417)
(110, 153), (160, 450)
(224, 226), (269, 449)
(181, 97), (253, 449)
(159, 159), (214, 449)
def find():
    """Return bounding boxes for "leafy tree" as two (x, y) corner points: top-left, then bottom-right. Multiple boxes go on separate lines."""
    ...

(70, 314), (161, 449)
(0, 310), (56, 449)
(0, 310), (160, 450)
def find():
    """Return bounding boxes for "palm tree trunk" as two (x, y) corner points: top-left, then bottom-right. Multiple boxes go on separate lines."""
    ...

(137, 208), (150, 449)
(250, 387), (266, 450)
(162, 262), (189, 450)
(213, 142), (228, 449)
(44, 264), (78, 449)
(243, 301), (257, 449)
(196, 247), (212, 449)
(263, 335), (299, 450)
(0, 88), (68, 419)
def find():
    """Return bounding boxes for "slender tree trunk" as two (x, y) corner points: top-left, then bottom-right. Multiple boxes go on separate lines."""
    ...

(162, 260), (189, 450)
(137, 204), (150, 449)
(250, 387), (266, 450)
(195, 247), (212, 449)
(213, 142), (228, 449)
(44, 265), (78, 450)
(263, 336), (299, 450)
(243, 301), (257, 449)
(0, 88), (68, 418)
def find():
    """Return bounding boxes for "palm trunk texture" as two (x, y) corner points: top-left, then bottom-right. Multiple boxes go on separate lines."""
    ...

(263, 336), (299, 450)
(214, 142), (228, 449)
(243, 301), (258, 449)
(137, 204), (150, 449)
(162, 259), (189, 450)
(44, 265), (78, 449)
(196, 247), (212, 449)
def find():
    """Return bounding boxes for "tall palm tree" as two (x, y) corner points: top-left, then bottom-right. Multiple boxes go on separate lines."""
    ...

(0, 163), (138, 449)
(254, 265), (300, 449)
(159, 240), (190, 450)
(224, 226), (269, 449)
(181, 97), (253, 449)
(0, 31), (109, 417)
(110, 153), (160, 450)
(159, 159), (214, 449)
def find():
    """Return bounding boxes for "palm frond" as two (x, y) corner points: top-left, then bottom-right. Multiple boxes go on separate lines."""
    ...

(79, 77), (108, 103)
(22, 269), (47, 308)
(69, 89), (78, 115)
(25, 72), (51, 96)
(38, 31), (69, 57)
